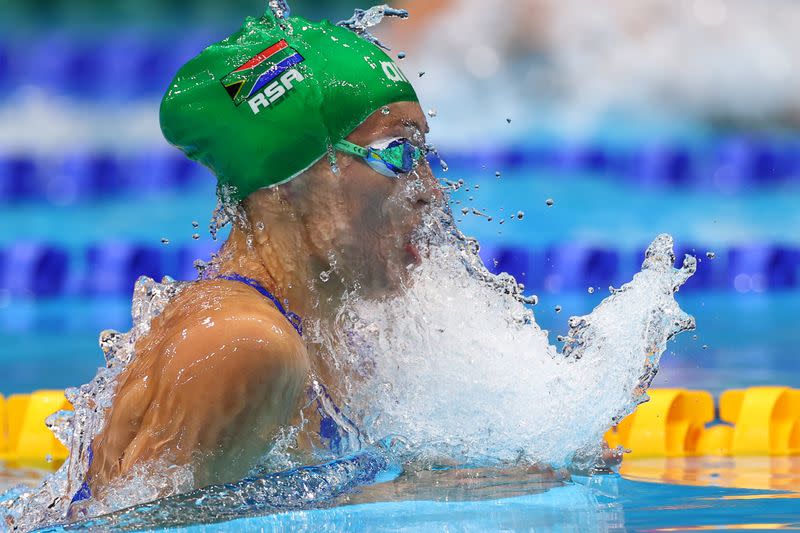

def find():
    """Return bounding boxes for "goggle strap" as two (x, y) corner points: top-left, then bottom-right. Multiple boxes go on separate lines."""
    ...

(334, 139), (369, 159)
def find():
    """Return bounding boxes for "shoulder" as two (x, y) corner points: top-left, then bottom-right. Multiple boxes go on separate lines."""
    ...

(144, 278), (307, 368)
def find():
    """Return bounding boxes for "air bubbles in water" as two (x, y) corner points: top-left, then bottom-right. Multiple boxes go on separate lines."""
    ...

(516, 211), (525, 220)
(160, 238), (169, 245)
(588, 287), (595, 294)
(192, 233), (200, 240)
(397, 51), (406, 59)
(706, 251), (716, 259)
(555, 305), (562, 313)
(546, 198), (554, 207)
(191, 221), (199, 229)
(381, 106), (390, 115)
(428, 109), (437, 117)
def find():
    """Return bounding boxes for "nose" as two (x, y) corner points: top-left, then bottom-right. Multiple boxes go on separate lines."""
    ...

(410, 160), (444, 206)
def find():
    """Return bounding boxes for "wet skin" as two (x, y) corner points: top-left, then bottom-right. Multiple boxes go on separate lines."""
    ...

(84, 102), (440, 498)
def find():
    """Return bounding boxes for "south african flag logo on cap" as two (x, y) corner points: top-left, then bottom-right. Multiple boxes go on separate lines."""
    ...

(221, 40), (305, 106)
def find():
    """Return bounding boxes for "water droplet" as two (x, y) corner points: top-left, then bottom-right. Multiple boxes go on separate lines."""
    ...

(692, 334), (698, 340)
(428, 109), (438, 118)
(268, 0), (291, 19)
(439, 160), (449, 172)
(468, 196), (474, 201)
(192, 221), (199, 228)
(555, 305), (562, 313)
(319, 270), (331, 283)
(706, 251), (716, 260)
(545, 198), (554, 207)
(381, 106), (391, 115)
(516, 211), (525, 220)
(192, 233), (200, 240)
(557, 335), (566, 342)
(499, 219), (505, 225)
(461, 207), (469, 215)
(397, 51), (406, 59)
(256, 221), (265, 231)
(487, 217), (493, 222)
(45, 454), (53, 463)
(587, 287), (595, 294)
(418, 71), (425, 77)
(495, 171), (501, 177)
(506, 118), (512, 124)
(474, 184), (480, 189)
(702, 344), (709, 350)
(160, 238), (169, 245)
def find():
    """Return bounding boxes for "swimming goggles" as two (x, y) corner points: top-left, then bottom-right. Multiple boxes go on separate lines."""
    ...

(334, 138), (424, 178)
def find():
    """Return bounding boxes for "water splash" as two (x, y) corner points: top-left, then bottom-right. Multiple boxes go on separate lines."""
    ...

(337, 4), (409, 50)
(1, 277), (187, 531)
(38, 449), (390, 532)
(267, 0), (291, 20)
(307, 220), (695, 468)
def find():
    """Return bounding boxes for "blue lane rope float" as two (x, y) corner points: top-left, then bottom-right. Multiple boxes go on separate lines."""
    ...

(4, 136), (800, 202)
(0, 242), (797, 298)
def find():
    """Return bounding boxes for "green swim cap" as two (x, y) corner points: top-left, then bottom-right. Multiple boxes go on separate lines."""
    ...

(160, 12), (418, 201)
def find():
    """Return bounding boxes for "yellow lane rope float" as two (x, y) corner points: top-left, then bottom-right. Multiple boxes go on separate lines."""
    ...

(1, 387), (799, 471)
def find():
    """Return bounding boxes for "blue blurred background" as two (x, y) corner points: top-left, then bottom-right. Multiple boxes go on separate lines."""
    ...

(0, 0), (798, 394)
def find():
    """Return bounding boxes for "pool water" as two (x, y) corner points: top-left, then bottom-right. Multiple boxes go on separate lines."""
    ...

(4, 457), (798, 532)
(2, 163), (799, 530)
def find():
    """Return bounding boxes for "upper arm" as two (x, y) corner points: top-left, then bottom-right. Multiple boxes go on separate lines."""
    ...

(89, 283), (309, 488)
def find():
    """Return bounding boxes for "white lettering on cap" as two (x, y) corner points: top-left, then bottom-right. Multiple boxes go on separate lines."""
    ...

(381, 61), (408, 83)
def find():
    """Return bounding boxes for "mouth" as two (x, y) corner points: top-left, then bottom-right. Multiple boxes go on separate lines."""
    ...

(404, 241), (422, 265)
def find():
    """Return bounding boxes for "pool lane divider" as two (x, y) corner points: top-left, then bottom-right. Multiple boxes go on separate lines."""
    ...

(1, 387), (799, 472)
(3, 241), (800, 299)
(605, 387), (800, 458)
(0, 390), (72, 470)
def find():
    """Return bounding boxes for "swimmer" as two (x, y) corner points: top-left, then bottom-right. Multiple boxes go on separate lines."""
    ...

(79, 12), (441, 502)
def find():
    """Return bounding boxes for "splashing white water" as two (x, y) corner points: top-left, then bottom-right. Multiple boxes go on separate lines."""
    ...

(1, 276), (188, 531)
(311, 229), (695, 468)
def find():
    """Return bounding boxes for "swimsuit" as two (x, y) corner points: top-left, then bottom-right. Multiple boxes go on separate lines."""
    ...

(217, 274), (303, 336)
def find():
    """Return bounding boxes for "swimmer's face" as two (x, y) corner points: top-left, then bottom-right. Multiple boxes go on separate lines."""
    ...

(290, 101), (442, 293)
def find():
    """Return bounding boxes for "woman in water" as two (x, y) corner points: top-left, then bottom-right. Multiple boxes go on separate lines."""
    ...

(81, 11), (442, 500)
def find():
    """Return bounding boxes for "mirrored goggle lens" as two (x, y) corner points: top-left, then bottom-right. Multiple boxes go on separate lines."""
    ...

(369, 141), (422, 175)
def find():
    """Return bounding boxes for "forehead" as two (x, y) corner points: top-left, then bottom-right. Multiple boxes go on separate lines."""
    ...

(349, 101), (429, 144)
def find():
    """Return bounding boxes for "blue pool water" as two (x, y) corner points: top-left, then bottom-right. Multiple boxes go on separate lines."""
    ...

(2, 165), (798, 394)
(19, 457), (800, 532)
(189, 478), (799, 533)
(2, 162), (799, 531)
